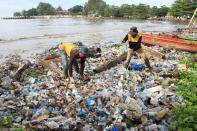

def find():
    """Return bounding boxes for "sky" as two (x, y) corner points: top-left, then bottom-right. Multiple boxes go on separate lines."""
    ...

(0, 0), (175, 17)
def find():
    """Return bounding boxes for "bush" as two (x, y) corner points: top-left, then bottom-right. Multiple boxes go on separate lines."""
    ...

(169, 54), (197, 131)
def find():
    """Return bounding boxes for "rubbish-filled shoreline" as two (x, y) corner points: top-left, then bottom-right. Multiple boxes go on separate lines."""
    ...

(0, 43), (190, 130)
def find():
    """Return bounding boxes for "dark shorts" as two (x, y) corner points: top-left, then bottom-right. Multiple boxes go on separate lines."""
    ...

(129, 42), (142, 51)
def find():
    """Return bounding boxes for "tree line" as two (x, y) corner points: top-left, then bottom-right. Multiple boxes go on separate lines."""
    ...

(14, 0), (197, 19)
(14, 2), (63, 17)
(82, 0), (169, 19)
(169, 0), (197, 17)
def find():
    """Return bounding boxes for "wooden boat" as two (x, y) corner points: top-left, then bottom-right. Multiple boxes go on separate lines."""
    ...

(142, 34), (197, 53)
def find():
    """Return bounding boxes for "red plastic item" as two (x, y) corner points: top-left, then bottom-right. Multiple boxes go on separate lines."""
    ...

(142, 34), (197, 53)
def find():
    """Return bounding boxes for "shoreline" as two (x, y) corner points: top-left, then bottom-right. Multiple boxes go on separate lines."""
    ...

(1, 15), (190, 24)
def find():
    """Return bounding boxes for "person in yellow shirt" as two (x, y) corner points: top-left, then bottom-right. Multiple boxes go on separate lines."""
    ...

(122, 27), (152, 70)
(59, 42), (89, 81)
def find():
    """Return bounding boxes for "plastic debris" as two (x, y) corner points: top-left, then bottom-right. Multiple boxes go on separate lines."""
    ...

(45, 121), (59, 129)
(131, 63), (145, 70)
(0, 44), (185, 130)
(78, 109), (86, 118)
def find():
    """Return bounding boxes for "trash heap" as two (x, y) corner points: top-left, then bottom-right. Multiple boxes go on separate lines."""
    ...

(0, 44), (186, 130)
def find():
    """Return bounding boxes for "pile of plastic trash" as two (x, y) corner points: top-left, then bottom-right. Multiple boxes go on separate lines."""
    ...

(0, 44), (186, 130)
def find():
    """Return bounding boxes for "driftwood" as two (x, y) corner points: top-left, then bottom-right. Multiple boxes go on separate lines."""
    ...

(44, 53), (60, 60)
(93, 47), (165, 73)
(93, 52), (127, 73)
(38, 58), (62, 76)
(142, 46), (165, 59)
(12, 60), (31, 80)
(159, 71), (178, 78)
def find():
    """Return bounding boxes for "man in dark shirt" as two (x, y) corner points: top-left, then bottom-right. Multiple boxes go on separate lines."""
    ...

(122, 27), (152, 70)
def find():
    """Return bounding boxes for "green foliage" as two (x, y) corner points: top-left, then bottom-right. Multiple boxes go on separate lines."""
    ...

(57, 6), (63, 11)
(13, 2), (59, 17)
(156, 6), (169, 17)
(119, 4), (133, 17)
(14, 128), (24, 131)
(12, 0), (197, 18)
(132, 4), (150, 19)
(98, 5), (123, 17)
(169, 54), (197, 130)
(13, 12), (22, 17)
(175, 71), (197, 104)
(170, 0), (197, 17)
(102, 5), (112, 17)
(178, 54), (197, 70)
(0, 115), (14, 128)
(84, 0), (106, 15)
(170, 105), (197, 130)
(24, 68), (46, 78)
(37, 2), (55, 15)
(98, 4), (106, 16)
(109, 6), (123, 17)
(83, 0), (157, 19)
(83, 0), (195, 18)
(22, 8), (38, 17)
(21, 10), (28, 17)
(68, 5), (83, 15)
(150, 6), (158, 17)
(0, 116), (24, 130)
(149, 5), (169, 17)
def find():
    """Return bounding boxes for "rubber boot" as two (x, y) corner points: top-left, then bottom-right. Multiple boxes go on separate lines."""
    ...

(145, 58), (152, 71)
(124, 62), (130, 69)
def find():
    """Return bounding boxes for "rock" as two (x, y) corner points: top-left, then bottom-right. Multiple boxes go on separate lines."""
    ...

(120, 98), (142, 119)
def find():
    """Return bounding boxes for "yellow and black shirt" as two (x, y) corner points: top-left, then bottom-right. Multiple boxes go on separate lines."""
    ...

(123, 33), (142, 51)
